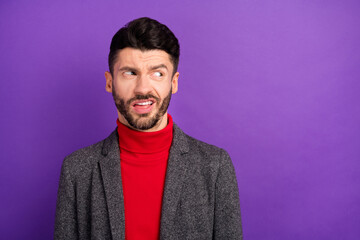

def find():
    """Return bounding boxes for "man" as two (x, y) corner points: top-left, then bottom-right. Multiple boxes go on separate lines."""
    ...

(55, 17), (242, 240)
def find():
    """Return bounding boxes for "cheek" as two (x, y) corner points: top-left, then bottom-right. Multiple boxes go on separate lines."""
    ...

(113, 81), (132, 97)
(157, 85), (172, 99)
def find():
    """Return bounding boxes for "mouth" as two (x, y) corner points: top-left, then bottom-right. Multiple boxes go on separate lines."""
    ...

(131, 99), (156, 114)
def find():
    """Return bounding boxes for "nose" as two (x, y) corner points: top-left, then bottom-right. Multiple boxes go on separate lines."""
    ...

(134, 75), (152, 95)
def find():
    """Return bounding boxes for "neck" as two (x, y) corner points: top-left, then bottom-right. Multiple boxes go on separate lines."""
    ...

(117, 112), (168, 132)
(116, 114), (174, 154)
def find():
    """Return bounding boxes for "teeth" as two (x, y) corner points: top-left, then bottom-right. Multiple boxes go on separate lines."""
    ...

(136, 101), (152, 106)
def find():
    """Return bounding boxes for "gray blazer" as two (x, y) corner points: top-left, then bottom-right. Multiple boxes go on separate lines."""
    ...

(54, 123), (243, 239)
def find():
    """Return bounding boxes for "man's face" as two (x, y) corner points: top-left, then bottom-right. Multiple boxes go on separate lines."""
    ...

(105, 48), (179, 132)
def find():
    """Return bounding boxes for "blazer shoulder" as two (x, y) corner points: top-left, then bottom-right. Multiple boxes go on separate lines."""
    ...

(61, 129), (117, 177)
(185, 133), (228, 158)
(180, 129), (232, 170)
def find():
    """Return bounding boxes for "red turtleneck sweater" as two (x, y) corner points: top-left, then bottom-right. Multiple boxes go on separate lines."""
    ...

(116, 114), (173, 240)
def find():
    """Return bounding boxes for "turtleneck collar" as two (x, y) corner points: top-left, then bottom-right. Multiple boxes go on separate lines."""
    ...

(116, 114), (173, 154)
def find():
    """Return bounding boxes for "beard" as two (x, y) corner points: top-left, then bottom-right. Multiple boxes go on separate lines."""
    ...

(112, 88), (172, 131)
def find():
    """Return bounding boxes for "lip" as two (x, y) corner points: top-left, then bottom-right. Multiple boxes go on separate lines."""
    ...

(131, 98), (156, 114)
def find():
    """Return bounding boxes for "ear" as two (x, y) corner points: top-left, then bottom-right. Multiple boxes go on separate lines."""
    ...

(105, 71), (113, 93)
(171, 72), (179, 94)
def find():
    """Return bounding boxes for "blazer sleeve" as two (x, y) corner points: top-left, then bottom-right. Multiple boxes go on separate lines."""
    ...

(213, 150), (243, 239)
(54, 158), (78, 240)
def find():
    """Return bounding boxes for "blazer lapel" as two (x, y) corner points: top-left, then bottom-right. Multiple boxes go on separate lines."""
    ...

(98, 124), (189, 239)
(160, 123), (190, 237)
(99, 130), (125, 240)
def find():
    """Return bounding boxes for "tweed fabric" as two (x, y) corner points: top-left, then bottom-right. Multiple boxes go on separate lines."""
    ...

(54, 123), (243, 240)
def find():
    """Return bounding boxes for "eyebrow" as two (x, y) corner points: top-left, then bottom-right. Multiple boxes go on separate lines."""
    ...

(118, 64), (168, 72)
(149, 64), (168, 71)
(118, 66), (138, 72)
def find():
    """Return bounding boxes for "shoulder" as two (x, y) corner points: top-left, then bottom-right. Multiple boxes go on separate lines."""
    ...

(172, 124), (239, 202)
(61, 130), (117, 178)
(186, 134), (227, 158)
(173, 123), (232, 168)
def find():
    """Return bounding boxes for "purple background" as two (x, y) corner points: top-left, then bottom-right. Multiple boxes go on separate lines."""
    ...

(1, 0), (359, 239)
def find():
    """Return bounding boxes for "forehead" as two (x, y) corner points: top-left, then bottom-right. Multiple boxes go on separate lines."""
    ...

(115, 48), (173, 70)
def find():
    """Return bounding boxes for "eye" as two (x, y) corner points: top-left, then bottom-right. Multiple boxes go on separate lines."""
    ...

(124, 71), (136, 76)
(153, 71), (163, 77)
(123, 71), (137, 79)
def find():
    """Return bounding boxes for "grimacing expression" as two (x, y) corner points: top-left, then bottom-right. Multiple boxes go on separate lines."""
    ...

(105, 48), (179, 131)
(112, 88), (172, 130)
